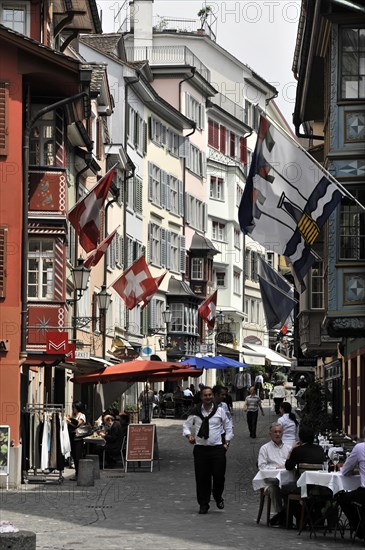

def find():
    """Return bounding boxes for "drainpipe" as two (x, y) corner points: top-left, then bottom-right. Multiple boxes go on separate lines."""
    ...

(21, 90), (89, 360)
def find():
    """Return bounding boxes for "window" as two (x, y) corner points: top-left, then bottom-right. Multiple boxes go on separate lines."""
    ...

(149, 163), (161, 206)
(185, 194), (206, 231)
(220, 126), (226, 154)
(266, 251), (275, 267)
(234, 229), (240, 249)
(229, 131), (236, 158)
(240, 137), (247, 164)
(127, 106), (135, 145)
(170, 176), (179, 214)
(210, 176), (224, 200)
(212, 221), (226, 241)
(191, 257), (204, 279)
(170, 232), (179, 272)
(1, 2), (29, 35)
(30, 110), (56, 166)
(236, 184), (243, 207)
(233, 270), (241, 294)
(339, 190), (365, 259)
(216, 272), (226, 287)
(149, 223), (161, 265)
(28, 239), (54, 300)
(340, 27), (365, 99)
(185, 93), (204, 129)
(150, 117), (167, 147)
(311, 261), (324, 309)
(171, 303), (184, 331)
(186, 143), (204, 176)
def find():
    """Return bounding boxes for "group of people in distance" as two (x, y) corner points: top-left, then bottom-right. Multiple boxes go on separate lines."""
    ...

(182, 384), (364, 541)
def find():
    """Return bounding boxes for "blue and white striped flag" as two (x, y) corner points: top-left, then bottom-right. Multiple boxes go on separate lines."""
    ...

(239, 116), (343, 291)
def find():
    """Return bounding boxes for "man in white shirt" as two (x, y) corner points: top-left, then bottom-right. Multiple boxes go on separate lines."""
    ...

(183, 387), (193, 397)
(258, 423), (291, 525)
(183, 386), (234, 514)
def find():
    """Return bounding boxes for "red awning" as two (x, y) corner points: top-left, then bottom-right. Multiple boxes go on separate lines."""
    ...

(71, 359), (194, 385)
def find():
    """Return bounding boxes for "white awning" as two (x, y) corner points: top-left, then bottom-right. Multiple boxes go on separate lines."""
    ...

(242, 344), (291, 367)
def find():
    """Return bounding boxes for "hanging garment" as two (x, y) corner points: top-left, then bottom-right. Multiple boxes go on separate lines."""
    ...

(49, 413), (58, 469)
(60, 417), (71, 460)
(20, 412), (31, 471)
(34, 418), (43, 469)
(41, 414), (50, 471)
(55, 414), (64, 471)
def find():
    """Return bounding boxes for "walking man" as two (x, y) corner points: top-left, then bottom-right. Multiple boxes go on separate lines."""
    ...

(244, 385), (264, 438)
(183, 386), (233, 514)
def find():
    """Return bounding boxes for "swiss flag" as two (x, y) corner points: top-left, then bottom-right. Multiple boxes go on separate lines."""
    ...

(84, 229), (118, 269)
(198, 290), (218, 330)
(68, 166), (116, 252)
(112, 256), (158, 310)
(141, 272), (167, 309)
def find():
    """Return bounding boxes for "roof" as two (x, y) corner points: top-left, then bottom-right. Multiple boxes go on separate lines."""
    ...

(189, 233), (220, 255)
(80, 33), (124, 55)
(168, 277), (201, 299)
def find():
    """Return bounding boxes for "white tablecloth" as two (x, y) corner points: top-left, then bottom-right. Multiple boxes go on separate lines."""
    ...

(297, 470), (361, 498)
(327, 447), (344, 460)
(252, 469), (295, 491)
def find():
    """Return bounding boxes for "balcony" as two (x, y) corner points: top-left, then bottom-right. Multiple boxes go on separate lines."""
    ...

(124, 45), (211, 82)
(210, 93), (247, 125)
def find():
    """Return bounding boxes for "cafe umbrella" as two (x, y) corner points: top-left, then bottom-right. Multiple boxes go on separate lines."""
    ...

(180, 356), (250, 369)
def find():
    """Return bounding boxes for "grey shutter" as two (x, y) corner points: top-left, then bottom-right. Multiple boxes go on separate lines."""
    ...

(161, 170), (167, 208)
(179, 235), (186, 273)
(148, 162), (153, 202)
(201, 152), (207, 178)
(142, 307), (149, 335)
(203, 203), (208, 232)
(161, 124), (167, 146)
(178, 136), (188, 158)
(185, 143), (191, 169)
(148, 223), (153, 262)
(167, 129), (172, 151)
(185, 193), (191, 224)
(178, 180), (184, 216)
(149, 299), (157, 329)
(166, 230), (171, 269)
(143, 121), (148, 154)
(160, 227), (166, 268)
(185, 92), (190, 118)
(165, 173), (171, 211)
(148, 117), (153, 140)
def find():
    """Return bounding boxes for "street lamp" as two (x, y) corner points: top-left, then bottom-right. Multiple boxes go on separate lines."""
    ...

(71, 258), (91, 300)
(97, 284), (112, 312)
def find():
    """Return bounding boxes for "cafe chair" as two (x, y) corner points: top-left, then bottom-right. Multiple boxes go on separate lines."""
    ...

(352, 502), (365, 546)
(256, 486), (272, 526)
(286, 492), (305, 531)
(120, 436), (127, 469)
(297, 463), (335, 537)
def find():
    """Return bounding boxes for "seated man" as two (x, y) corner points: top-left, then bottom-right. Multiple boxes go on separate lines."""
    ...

(338, 426), (365, 539)
(258, 423), (291, 525)
(99, 414), (123, 467)
(283, 425), (327, 527)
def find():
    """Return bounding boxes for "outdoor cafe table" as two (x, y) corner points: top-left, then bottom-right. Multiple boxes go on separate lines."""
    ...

(252, 468), (296, 491)
(83, 436), (106, 468)
(297, 470), (362, 498)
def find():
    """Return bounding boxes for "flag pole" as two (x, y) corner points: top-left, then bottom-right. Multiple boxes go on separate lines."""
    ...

(264, 115), (365, 212)
(68, 163), (119, 216)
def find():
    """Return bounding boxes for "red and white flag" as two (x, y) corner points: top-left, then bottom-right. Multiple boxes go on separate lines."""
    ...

(112, 256), (159, 310)
(84, 229), (118, 269)
(141, 272), (167, 309)
(68, 166), (116, 253)
(198, 290), (218, 330)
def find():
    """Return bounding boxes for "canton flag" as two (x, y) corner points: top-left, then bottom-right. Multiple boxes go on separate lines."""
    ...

(258, 257), (296, 330)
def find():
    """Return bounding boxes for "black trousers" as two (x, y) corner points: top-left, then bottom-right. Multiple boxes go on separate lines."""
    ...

(338, 487), (365, 535)
(193, 445), (226, 506)
(71, 438), (84, 476)
(274, 398), (284, 414)
(247, 410), (258, 437)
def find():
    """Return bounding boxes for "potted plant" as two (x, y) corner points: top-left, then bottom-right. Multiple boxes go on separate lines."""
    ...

(124, 404), (139, 424)
(197, 5), (212, 31)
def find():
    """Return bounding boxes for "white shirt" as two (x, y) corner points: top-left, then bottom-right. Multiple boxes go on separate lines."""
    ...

(272, 385), (286, 399)
(183, 404), (234, 446)
(255, 375), (264, 384)
(218, 401), (234, 429)
(277, 414), (298, 446)
(258, 440), (291, 469)
(183, 389), (193, 397)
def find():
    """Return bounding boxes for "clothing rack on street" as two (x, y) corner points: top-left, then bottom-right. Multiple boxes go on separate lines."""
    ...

(22, 403), (66, 484)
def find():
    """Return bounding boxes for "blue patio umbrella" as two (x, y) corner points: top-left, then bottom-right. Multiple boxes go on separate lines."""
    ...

(181, 356), (250, 369)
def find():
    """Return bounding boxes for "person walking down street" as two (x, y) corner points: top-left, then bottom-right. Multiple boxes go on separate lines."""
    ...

(65, 401), (86, 480)
(139, 383), (155, 423)
(272, 381), (286, 414)
(338, 426), (365, 540)
(277, 402), (298, 447)
(213, 385), (233, 441)
(183, 386), (233, 514)
(254, 372), (264, 400)
(258, 423), (291, 526)
(243, 386), (264, 438)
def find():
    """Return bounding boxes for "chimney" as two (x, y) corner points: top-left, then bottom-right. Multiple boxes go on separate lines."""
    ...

(129, 0), (154, 51)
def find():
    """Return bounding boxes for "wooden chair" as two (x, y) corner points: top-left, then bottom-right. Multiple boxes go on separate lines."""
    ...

(352, 502), (365, 546)
(256, 486), (272, 526)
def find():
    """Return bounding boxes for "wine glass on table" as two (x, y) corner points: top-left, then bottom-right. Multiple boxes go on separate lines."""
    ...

(332, 452), (340, 472)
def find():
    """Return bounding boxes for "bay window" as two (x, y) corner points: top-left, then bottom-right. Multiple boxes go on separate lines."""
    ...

(28, 239), (54, 300)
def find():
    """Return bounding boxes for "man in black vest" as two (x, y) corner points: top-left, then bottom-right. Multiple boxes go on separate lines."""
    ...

(183, 386), (234, 514)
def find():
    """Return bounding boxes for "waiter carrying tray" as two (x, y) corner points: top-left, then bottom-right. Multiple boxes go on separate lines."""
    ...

(183, 386), (234, 514)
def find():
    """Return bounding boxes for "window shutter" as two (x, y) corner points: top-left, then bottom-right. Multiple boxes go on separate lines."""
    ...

(178, 136), (188, 158)
(148, 223), (153, 262)
(230, 132), (235, 158)
(240, 136), (247, 164)
(220, 126), (226, 154)
(208, 119), (214, 146)
(201, 152), (206, 178)
(165, 173), (171, 211)
(185, 193), (191, 224)
(161, 125), (167, 146)
(0, 84), (9, 156)
(148, 117), (153, 140)
(143, 121), (148, 154)
(55, 109), (65, 167)
(161, 170), (167, 208)
(178, 180), (184, 216)
(185, 92), (190, 118)
(166, 230), (171, 269)
(213, 121), (219, 149)
(96, 117), (103, 160)
(160, 228), (166, 267)
(149, 299), (158, 329)
(199, 104), (205, 129)
(148, 162), (153, 201)
(0, 226), (8, 297)
(203, 204), (208, 232)
(179, 235), (186, 273)
(185, 143), (191, 170)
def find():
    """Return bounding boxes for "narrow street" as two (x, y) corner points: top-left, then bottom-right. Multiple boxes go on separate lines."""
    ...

(0, 401), (358, 550)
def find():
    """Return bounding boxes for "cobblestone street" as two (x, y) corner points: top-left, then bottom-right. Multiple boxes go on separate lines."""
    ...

(0, 401), (360, 549)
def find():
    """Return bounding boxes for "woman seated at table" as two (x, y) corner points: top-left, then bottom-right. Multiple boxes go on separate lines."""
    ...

(277, 402), (298, 447)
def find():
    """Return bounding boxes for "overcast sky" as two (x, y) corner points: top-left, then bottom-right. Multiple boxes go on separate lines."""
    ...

(100, 0), (300, 128)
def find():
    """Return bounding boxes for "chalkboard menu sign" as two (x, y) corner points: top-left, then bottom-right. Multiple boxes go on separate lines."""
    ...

(0, 426), (10, 476)
(126, 424), (155, 462)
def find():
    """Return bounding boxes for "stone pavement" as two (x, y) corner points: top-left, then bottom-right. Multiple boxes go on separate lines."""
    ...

(0, 401), (360, 550)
